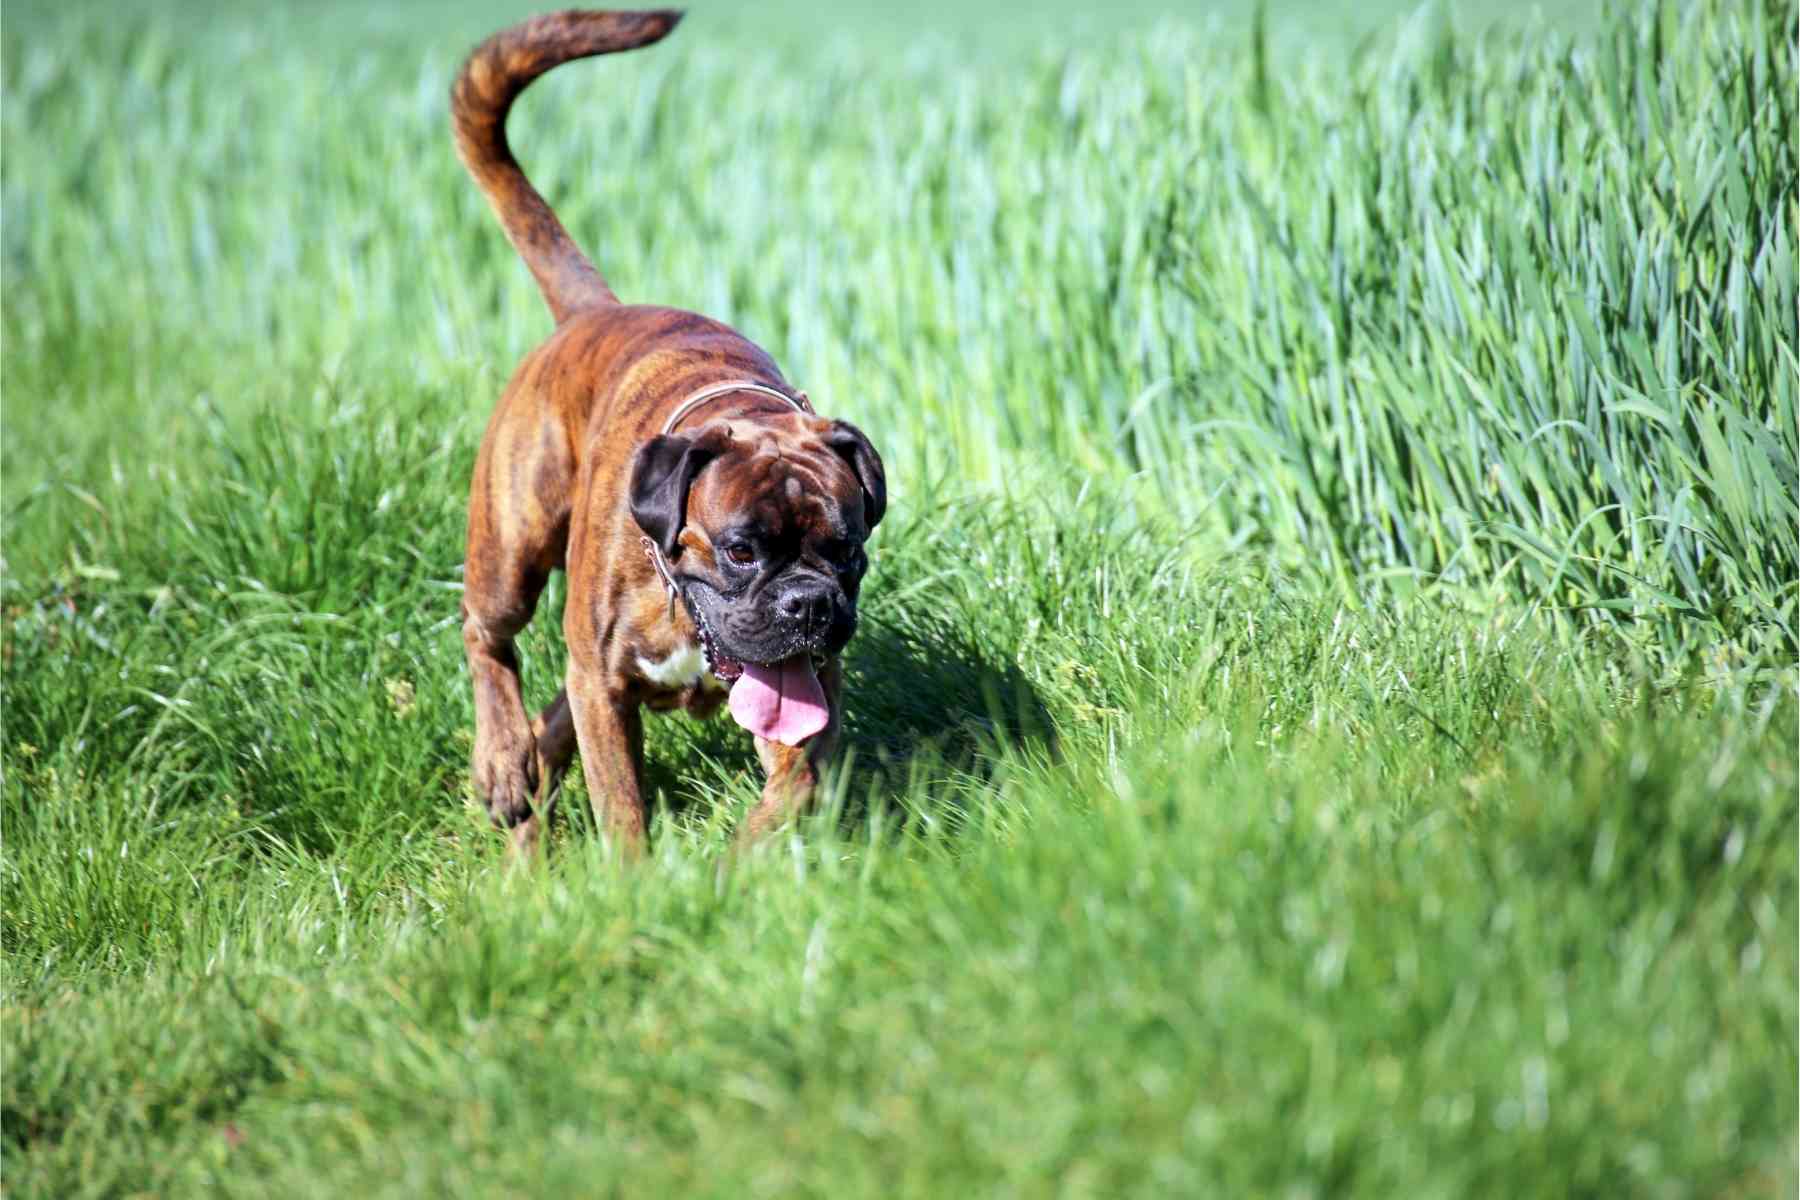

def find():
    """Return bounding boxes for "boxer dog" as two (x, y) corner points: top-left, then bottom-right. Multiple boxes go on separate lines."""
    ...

(450, 9), (885, 855)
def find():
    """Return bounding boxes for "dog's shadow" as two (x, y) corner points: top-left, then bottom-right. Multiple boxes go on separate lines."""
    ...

(630, 609), (1056, 835)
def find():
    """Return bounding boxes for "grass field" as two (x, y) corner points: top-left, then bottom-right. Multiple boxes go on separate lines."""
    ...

(3, 0), (1796, 1195)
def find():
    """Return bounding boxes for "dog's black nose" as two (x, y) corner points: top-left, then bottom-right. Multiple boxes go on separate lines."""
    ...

(778, 584), (834, 632)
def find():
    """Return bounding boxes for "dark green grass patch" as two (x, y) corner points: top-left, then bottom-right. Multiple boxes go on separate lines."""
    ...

(6, 673), (1793, 1196)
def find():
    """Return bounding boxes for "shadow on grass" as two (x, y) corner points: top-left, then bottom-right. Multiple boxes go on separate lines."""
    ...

(636, 609), (1057, 835)
(840, 611), (1055, 763)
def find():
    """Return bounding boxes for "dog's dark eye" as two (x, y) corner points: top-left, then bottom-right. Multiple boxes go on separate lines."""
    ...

(724, 543), (756, 566)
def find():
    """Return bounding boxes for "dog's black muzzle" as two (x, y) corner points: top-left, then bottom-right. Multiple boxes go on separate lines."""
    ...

(681, 574), (856, 679)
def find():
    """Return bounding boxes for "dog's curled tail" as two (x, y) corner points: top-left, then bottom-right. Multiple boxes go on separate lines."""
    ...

(451, 9), (683, 323)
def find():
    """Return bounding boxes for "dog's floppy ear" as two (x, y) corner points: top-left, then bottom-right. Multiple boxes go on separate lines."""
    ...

(826, 421), (886, 529)
(629, 434), (723, 558)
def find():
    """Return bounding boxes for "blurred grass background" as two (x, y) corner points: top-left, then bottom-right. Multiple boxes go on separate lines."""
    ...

(3, 0), (1794, 1195)
(5, 0), (1789, 662)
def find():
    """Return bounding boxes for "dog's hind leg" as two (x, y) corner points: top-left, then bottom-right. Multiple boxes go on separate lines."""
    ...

(462, 566), (546, 837)
(463, 478), (563, 844)
(462, 378), (574, 852)
(509, 688), (577, 855)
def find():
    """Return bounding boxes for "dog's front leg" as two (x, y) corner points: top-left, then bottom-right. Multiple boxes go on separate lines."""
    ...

(739, 657), (843, 843)
(567, 662), (647, 854)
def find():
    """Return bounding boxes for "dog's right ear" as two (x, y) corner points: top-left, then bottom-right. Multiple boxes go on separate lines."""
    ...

(825, 421), (887, 529)
(629, 434), (722, 558)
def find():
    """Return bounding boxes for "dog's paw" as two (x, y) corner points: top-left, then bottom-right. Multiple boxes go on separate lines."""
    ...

(472, 731), (540, 828)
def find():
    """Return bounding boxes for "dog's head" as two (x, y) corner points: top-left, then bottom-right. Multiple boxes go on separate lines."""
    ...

(628, 412), (885, 683)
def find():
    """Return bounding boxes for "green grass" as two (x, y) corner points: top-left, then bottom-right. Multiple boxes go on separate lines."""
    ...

(3, 0), (1795, 1195)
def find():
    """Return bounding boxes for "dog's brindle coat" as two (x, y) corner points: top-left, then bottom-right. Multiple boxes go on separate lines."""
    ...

(451, 9), (885, 855)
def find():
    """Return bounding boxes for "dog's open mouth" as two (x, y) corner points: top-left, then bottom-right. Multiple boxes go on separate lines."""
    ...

(690, 606), (829, 746)
(692, 611), (745, 684)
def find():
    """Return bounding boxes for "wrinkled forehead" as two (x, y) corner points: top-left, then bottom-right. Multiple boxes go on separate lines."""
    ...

(691, 432), (863, 538)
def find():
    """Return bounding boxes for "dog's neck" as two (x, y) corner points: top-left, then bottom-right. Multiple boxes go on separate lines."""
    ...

(660, 379), (811, 436)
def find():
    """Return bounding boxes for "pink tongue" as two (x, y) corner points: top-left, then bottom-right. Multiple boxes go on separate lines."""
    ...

(727, 655), (829, 746)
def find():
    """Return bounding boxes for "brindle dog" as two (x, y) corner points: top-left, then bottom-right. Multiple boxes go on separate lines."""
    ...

(451, 9), (885, 855)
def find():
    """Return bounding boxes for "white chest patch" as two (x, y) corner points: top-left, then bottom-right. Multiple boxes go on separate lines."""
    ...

(636, 643), (726, 692)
